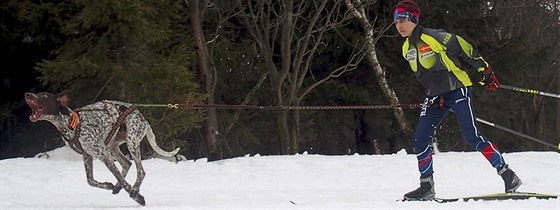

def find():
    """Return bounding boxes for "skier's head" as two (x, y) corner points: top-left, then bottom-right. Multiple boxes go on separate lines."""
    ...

(393, 0), (420, 25)
(393, 0), (420, 37)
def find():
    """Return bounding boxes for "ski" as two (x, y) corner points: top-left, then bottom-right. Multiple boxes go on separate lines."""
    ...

(459, 192), (559, 202)
(397, 198), (457, 203)
(398, 192), (559, 203)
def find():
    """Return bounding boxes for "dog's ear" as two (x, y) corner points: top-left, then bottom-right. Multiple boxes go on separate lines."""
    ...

(57, 92), (72, 116)
(56, 92), (70, 108)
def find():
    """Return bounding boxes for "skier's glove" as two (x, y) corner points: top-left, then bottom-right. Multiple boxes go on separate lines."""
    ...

(479, 66), (500, 91)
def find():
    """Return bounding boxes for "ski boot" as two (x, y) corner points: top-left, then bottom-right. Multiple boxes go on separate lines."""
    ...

(498, 164), (522, 193)
(403, 174), (435, 201)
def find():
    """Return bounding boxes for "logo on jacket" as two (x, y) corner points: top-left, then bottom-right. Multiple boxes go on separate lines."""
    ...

(406, 49), (416, 62)
(419, 45), (435, 59)
(419, 45), (431, 53)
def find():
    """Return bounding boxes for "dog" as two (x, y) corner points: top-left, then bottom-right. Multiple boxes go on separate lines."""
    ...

(24, 92), (180, 206)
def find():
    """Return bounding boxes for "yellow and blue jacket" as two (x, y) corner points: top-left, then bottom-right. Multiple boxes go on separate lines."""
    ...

(402, 25), (489, 96)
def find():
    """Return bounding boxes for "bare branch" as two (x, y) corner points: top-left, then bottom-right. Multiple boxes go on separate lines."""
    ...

(298, 43), (367, 101)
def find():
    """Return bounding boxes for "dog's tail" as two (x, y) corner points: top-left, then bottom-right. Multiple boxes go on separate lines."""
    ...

(146, 127), (180, 157)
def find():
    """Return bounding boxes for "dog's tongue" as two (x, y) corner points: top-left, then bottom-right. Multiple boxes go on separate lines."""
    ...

(29, 111), (40, 122)
(25, 98), (42, 122)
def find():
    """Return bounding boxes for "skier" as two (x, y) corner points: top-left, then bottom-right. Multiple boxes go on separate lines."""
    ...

(392, 0), (522, 200)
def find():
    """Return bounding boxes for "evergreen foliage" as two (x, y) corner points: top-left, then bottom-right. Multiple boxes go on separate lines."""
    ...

(2, 0), (204, 158)
(1, 0), (558, 159)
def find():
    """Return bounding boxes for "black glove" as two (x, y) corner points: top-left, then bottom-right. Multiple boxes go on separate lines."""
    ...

(479, 66), (500, 91)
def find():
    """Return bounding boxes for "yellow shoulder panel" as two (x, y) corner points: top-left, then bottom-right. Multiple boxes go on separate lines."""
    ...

(420, 34), (473, 86)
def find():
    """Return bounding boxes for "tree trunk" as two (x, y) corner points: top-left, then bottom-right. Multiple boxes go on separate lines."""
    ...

(236, 0), (362, 155)
(290, 104), (300, 154)
(556, 82), (560, 146)
(355, 110), (374, 154)
(277, 109), (290, 155)
(367, 46), (412, 134)
(343, 0), (412, 135)
(188, 0), (220, 160)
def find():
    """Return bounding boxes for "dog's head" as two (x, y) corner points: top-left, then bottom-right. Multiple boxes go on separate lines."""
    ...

(24, 92), (71, 122)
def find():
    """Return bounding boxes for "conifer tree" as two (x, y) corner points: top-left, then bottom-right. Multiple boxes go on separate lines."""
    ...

(36, 0), (204, 155)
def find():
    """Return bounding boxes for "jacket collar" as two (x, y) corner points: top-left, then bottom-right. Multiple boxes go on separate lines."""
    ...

(408, 25), (423, 44)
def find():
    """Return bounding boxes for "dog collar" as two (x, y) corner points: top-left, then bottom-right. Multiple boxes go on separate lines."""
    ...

(68, 111), (80, 130)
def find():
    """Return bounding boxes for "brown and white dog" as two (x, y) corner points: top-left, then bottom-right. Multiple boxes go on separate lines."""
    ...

(24, 92), (180, 206)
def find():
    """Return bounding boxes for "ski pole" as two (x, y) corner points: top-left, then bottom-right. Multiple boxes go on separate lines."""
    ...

(475, 118), (559, 151)
(499, 85), (560, 99)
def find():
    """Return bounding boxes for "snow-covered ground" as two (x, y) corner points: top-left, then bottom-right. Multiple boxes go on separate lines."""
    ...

(1, 146), (559, 209)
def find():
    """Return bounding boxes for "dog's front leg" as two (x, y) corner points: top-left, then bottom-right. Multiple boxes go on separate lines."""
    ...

(83, 154), (115, 191)
(111, 148), (131, 194)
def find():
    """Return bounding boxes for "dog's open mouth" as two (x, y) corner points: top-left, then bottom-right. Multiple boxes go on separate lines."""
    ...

(25, 95), (43, 122)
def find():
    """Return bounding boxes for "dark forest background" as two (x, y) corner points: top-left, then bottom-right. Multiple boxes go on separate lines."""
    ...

(1, 0), (559, 161)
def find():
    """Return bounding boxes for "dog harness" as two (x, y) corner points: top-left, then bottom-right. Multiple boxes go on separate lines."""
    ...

(64, 111), (85, 155)
(103, 104), (138, 145)
(62, 102), (138, 155)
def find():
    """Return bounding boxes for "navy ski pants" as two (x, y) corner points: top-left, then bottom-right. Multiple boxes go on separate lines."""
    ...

(412, 87), (505, 175)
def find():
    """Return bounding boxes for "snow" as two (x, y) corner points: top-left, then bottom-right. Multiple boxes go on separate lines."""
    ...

(1, 146), (559, 209)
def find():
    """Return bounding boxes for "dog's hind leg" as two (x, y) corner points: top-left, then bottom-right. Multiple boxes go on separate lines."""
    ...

(127, 143), (145, 195)
(101, 157), (145, 206)
(83, 154), (115, 191)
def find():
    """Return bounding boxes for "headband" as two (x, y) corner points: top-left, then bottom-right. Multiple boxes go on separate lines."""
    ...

(393, 7), (419, 24)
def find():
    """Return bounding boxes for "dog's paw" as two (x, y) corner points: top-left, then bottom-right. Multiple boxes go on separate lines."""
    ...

(131, 193), (145, 206)
(129, 188), (140, 197)
(112, 183), (122, 194)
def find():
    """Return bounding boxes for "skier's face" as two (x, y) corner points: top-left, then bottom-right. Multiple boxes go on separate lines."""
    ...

(395, 20), (416, 38)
